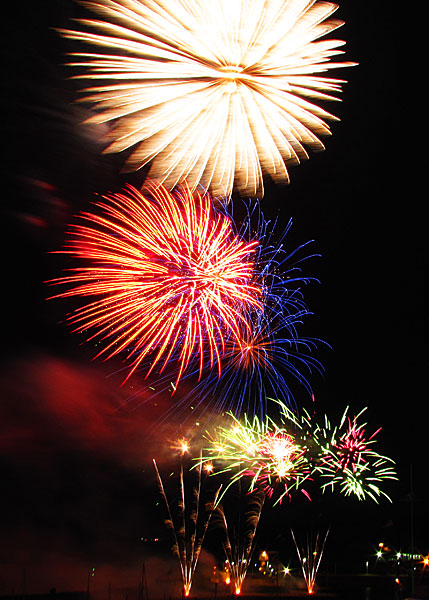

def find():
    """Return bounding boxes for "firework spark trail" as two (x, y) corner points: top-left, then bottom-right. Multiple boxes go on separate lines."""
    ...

(291, 529), (329, 594)
(214, 489), (265, 595)
(58, 0), (355, 197)
(48, 182), (263, 388)
(153, 458), (220, 597)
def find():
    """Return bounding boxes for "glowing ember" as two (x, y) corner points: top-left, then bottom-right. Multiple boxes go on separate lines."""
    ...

(170, 437), (190, 455)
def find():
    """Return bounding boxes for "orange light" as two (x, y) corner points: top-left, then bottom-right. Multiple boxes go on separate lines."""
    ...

(225, 577), (230, 585)
(170, 437), (191, 455)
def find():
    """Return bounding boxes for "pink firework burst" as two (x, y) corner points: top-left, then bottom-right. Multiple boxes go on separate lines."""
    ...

(335, 414), (381, 473)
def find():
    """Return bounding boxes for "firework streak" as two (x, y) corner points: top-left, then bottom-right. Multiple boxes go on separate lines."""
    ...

(214, 489), (265, 595)
(291, 529), (329, 594)
(153, 458), (220, 597)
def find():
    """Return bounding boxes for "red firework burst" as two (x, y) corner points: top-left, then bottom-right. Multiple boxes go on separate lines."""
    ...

(49, 182), (262, 386)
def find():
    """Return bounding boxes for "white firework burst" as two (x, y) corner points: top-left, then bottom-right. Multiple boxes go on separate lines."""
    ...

(59, 0), (355, 197)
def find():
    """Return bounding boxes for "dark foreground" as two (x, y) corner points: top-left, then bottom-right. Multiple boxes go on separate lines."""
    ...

(1, 575), (429, 600)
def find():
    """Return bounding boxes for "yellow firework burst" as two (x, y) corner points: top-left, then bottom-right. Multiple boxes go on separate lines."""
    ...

(60, 0), (355, 197)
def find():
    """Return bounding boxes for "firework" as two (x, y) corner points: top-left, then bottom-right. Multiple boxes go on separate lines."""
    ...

(312, 408), (398, 502)
(170, 436), (191, 456)
(200, 401), (396, 504)
(291, 529), (329, 594)
(58, 0), (355, 197)
(214, 489), (265, 595)
(48, 182), (262, 387)
(291, 405), (398, 502)
(200, 408), (312, 504)
(187, 310), (322, 418)
(153, 458), (220, 597)
(128, 210), (322, 418)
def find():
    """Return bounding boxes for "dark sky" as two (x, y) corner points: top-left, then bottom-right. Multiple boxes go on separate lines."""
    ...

(2, 1), (427, 596)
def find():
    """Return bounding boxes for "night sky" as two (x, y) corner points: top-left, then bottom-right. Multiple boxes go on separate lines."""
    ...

(2, 1), (427, 596)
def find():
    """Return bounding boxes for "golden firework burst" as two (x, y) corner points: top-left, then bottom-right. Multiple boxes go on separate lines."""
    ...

(60, 0), (355, 197)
